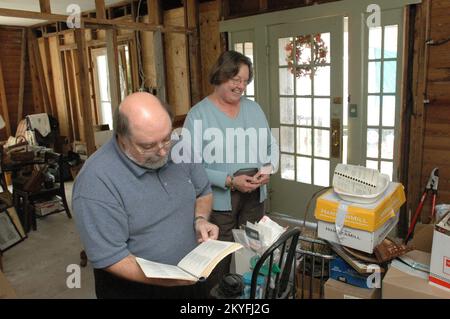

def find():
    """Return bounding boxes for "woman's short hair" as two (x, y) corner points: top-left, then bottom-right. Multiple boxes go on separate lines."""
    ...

(209, 50), (253, 86)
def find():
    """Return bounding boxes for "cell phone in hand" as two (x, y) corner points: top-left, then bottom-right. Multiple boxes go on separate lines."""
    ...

(233, 168), (258, 177)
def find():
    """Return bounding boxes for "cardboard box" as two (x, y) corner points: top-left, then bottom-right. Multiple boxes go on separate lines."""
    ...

(429, 213), (450, 291)
(330, 256), (372, 288)
(324, 278), (380, 299)
(317, 212), (399, 253)
(34, 198), (64, 217)
(383, 265), (450, 299)
(411, 223), (434, 253)
(314, 182), (405, 232)
(296, 273), (323, 299)
(0, 271), (17, 298)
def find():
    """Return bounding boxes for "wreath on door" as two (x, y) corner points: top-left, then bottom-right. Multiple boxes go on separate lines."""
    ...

(285, 34), (328, 78)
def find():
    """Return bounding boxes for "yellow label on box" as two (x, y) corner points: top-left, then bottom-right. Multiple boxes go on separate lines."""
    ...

(314, 182), (406, 232)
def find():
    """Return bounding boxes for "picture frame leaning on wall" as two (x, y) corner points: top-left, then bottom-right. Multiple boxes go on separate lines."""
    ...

(0, 207), (26, 253)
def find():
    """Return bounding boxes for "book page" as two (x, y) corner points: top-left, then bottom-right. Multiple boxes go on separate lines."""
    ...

(136, 257), (197, 281)
(178, 240), (242, 279)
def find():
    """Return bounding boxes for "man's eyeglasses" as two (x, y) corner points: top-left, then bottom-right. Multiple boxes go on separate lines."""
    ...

(129, 135), (174, 155)
(230, 77), (249, 86)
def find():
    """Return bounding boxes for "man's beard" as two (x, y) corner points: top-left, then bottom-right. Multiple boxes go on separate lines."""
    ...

(125, 151), (169, 170)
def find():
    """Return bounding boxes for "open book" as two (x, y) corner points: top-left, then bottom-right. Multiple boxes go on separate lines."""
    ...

(136, 239), (242, 282)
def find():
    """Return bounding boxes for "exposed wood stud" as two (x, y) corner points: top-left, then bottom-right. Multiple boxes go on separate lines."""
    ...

(185, 0), (203, 106)
(0, 58), (12, 136)
(39, 0), (51, 14)
(74, 29), (96, 156)
(17, 28), (27, 125)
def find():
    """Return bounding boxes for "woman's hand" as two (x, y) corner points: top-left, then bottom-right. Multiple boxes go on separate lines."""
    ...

(233, 174), (261, 193)
(252, 172), (270, 185)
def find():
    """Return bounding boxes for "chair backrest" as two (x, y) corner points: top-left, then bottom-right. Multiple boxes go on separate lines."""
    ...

(250, 227), (301, 299)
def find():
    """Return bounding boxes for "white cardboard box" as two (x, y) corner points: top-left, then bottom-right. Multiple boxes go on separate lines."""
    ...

(317, 212), (399, 254)
(429, 212), (450, 291)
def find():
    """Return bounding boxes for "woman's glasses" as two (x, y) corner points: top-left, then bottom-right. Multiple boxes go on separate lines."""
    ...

(230, 76), (249, 86)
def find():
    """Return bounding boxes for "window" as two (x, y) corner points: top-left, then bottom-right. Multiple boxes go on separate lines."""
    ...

(365, 25), (399, 181)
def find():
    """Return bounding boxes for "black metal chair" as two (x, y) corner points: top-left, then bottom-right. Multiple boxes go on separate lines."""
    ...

(12, 151), (71, 232)
(250, 227), (301, 299)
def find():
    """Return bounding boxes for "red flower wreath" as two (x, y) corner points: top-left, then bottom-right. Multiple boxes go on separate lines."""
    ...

(285, 34), (328, 78)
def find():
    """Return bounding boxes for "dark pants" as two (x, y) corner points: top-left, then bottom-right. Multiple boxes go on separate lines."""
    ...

(94, 268), (210, 299)
(207, 190), (265, 297)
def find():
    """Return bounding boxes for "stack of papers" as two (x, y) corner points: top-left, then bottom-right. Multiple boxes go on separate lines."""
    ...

(243, 216), (286, 255)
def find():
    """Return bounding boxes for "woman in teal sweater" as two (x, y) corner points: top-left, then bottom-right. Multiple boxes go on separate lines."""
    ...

(183, 51), (279, 285)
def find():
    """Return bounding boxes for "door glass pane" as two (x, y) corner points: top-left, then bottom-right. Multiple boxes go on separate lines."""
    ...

(383, 61), (397, 93)
(279, 68), (294, 95)
(279, 37), (292, 66)
(367, 128), (379, 158)
(314, 158), (329, 186)
(296, 73), (311, 96)
(297, 128), (311, 155)
(313, 66), (330, 96)
(244, 42), (253, 59)
(381, 129), (394, 159)
(280, 126), (294, 153)
(244, 42), (255, 96)
(318, 32), (330, 64)
(296, 98), (312, 126)
(381, 161), (393, 181)
(246, 81), (255, 96)
(368, 62), (381, 93)
(369, 27), (382, 59)
(314, 129), (330, 158)
(297, 156), (311, 183)
(235, 43), (243, 53)
(384, 25), (398, 58)
(294, 35), (312, 65)
(382, 96), (395, 126)
(281, 154), (295, 180)
(366, 160), (378, 170)
(280, 98), (294, 124)
(367, 96), (380, 126)
(314, 98), (330, 127)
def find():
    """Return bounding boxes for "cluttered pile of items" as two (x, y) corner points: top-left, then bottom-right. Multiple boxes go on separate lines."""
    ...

(211, 216), (297, 299)
(311, 164), (450, 299)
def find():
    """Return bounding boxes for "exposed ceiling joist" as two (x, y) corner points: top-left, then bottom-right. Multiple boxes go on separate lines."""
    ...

(0, 7), (189, 33)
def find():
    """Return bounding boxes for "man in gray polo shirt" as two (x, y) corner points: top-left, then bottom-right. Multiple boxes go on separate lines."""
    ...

(72, 92), (219, 299)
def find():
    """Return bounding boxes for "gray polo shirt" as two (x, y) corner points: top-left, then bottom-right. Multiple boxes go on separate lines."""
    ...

(72, 137), (212, 269)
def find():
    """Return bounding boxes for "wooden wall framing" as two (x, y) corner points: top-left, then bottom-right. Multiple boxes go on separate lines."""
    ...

(0, 0), (222, 152)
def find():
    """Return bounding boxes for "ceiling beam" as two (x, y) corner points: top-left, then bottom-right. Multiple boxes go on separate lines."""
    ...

(0, 8), (188, 34)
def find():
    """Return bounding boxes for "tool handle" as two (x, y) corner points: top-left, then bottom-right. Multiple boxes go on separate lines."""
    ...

(405, 192), (427, 244)
(431, 194), (437, 220)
